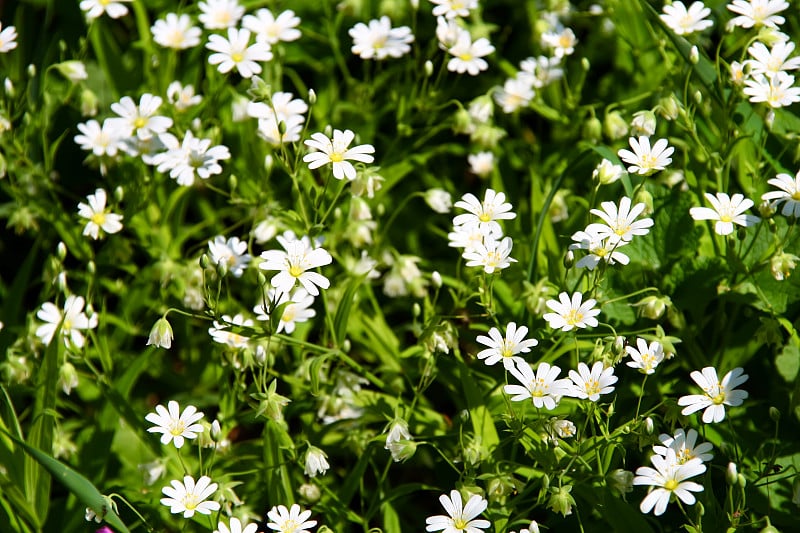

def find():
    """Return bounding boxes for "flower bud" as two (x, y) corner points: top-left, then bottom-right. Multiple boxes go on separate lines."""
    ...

(635, 295), (671, 320)
(199, 253), (211, 269)
(630, 110), (657, 136)
(689, 45), (699, 64)
(424, 188), (453, 213)
(769, 406), (781, 422)
(304, 446), (330, 477)
(57, 241), (67, 260)
(59, 361), (79, 395)
(593, 158), (624, 185)
(299, 483), (321, 503)
(210, 420), (222, 440)
(766, 110), (775, 130)
(657, 94), (681, 121)
(693, 89), (703, 104)
(4, 78), (14, 97)
(644, 416), (654, 434)
(432, 271), (442, 289)
(80, 88), (99, 117)
(771, 251), (799, 281)
(603, 110), (628, 140)
(547, 486), (575, 516)
(54, 60), (88, 82)
(146, 317), (173, 349)
(726, 462), (738, 485)
(563, 249), (575, 269)
(425, 60), (434, 77)
(607, 469), (634, 496)
(308, 88), (317, 105)
(758, 199), (776, 218)
(582, 116), (602, 142)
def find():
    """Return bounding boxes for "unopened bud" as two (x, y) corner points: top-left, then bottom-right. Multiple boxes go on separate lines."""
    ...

(87, 261), (96, 274)
(644, 417), (654, 434)
(308, 88), (317, 105)
(57, 242), (67, 260)
(631, 110), (657, 136)
(146, 317), (174, 349)
(412, 303), (421, 318)
(425, 60), (434, 77)
(726, 462), (738, 485)
(581, 57), (590, 71)
(4, 78), (14, 97)
(689, 46), (699, 64)
(603, 110), (628, 140)
(583, 116), (602, 142)
(769, 406), (781, 422)
(693, 89), (702, 104)
(113, 186), (124, 203)
(432, 271), (442, 289)
(765, 110), (775, 130)
(563, 249), (575, 269)
(199, 254), (211, 269)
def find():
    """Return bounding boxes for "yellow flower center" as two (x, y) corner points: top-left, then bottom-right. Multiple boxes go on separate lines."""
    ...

(63, 319), (73, 331)
(167, 29), (185, 47)
(478, 213), (492, 222)
(133, 117), (147, 129)
(791, 191), (800, 201)
(91, 212), (107, 226)
(664, 479), (679, 491)
(280, 519), (298, 533)
(558, 35), (572, 48)
(459, 52), (473, 62)
(183, 495), (198, 510)
(453, 518), (468, 530)
(329, 152), (344, 163)
(170, 421), (186, 436)
(565, 309), (584, 326)
(289, 265), (304, 278)
(100, 0), (110, 5)
(583, 378), (600, 396)
(231, 52), (244, 63)
(711, 392), (726, 405)
(677, 449), (693, 464)
(281, 305), (297, 323)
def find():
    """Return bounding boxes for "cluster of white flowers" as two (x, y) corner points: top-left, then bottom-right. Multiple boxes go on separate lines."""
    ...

(449, 188), (517, 274)
(493, 53), (565, 114)
(570, 196), (654, 271)
(723, 1), (800, 107)
(349, 16), (414, 60)
(247, 90), (309, 146)
(432, 3), (495, 77)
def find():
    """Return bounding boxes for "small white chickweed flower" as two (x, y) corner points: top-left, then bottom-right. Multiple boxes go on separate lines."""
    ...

(145, 400), (205, 448)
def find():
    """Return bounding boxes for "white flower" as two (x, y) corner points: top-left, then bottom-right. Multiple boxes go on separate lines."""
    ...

(107, 94), (173, 141)
(476, 322), (537, 369)
(569, 228), (630, 270)
(588, 196), (654, 244)
(505, 361), (573, 410)
(152, 13), (201, 50)
(727, 0), (788, 30)
(467, 151), (494, 178)
(448, 221), (502, 252)
(146, 317), (173, 349)
(510, 521), (540, 533)
(677, 366), (749, 423)
(160, 475), (220, 518)
(494, 77), (534, 114)
(304, 446), (329, 477)
(0, 23), (18, 53)
(568, 361), (617, 402)
(266, 504), (317, 533)
(80, 0), (131, 20)
(730, 61), (747, 85)
(743, 71), (800, 108)
(425, 188), (453, 213)
(543, 291), (601, 331)
(145, 400), (204, 448)
(593, 158), (625, 185)
(431, 0), (478, 19)
(260, 238), (332, 296)
(247, 91), (308, 123)
(303, 129), (375, 180)
(546, 418), (576, 442)
(208, 236), (251, 277)
(207, 28), (273, 78)
(653, 428), (714, 464)
(633, 449), (705, 516)
(519, 56), (563, 88)
(167, 81), (202, 110)
(153, 131), (231, 186)
(208, 314), (253, 348)
(214, 517), (259, 533)
(660, 1), (714, 35)
(349, 16), (414, 60)
(35, 295), (98, 349)
(425, 490), (490, 533)
(541, 26), (578, 58)
(242, 9), (301, 45)
(689, 192), (760, 235)
(253, 288), (316, 334)
(746, 41), (800, 78)
(74, 119), (125, 157)
(384, 418), (414, 462)
(625, 338), (664, 374)
(447, 31), (494, 76)
(630, 110), (657, 137)
(617, 136), (674, 175)
(199, 0), (244, 30)
(462, 236), (517, 274)
(762, 170), (800, 217)
(77, 188), (123, 240)
(436, 16), (463, 50)
(453, 188), (516, 234)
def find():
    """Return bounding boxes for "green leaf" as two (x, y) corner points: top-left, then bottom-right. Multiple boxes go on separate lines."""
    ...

(458, 359), (499, 451)
(775, 345), (800, 383)
(4, 431), (131, 533)
(333, 276), (361, 347)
